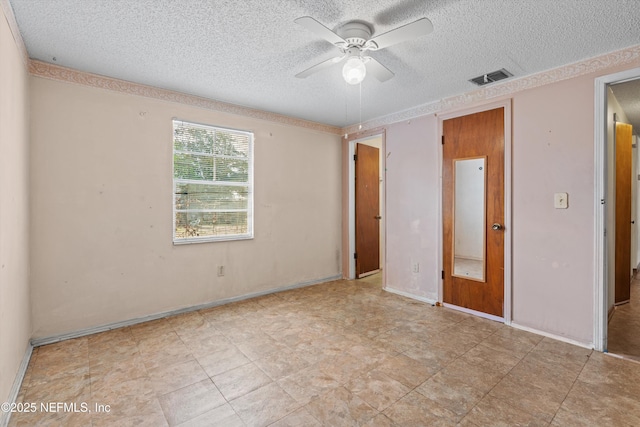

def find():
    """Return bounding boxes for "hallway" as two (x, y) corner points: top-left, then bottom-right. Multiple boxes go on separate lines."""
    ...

(608, 276), (640, 361)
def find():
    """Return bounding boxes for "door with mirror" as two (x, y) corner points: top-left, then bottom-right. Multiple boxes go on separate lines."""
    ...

(442, 107), (505, 318)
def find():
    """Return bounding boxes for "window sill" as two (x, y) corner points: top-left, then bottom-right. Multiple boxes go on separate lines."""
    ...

(173, 234), (254, 245)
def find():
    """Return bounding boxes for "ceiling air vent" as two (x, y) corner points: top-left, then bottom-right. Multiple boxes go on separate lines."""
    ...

(469, 68), (513, 86)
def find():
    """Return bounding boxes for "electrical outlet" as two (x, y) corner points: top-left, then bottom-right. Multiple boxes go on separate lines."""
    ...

(413, 263), (420, 273)
(217, 266), (225, 277)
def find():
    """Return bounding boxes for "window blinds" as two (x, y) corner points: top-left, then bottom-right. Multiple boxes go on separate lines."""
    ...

(173, 120), (254, 243)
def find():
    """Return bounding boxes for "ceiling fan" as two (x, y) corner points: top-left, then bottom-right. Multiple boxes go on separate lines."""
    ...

(295, 16), (433, 84)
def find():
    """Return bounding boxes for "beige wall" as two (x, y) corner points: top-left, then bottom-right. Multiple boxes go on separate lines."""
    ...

(0, 5), (31, 412)
(384, 115), (440, 300)
(29, 77), (342, 338)
(510, 75), (595, 342)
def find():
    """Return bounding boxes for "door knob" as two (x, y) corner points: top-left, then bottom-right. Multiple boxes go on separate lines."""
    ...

(492, 223), (503, 230)
(375, 215), (382, 220)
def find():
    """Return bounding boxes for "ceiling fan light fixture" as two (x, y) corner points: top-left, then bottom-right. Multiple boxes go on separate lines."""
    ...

(342, 56), (366, 85)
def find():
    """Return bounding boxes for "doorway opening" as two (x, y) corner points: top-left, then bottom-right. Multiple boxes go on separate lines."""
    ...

(348, 134), (385, 281)
(595, 67), (640, 357)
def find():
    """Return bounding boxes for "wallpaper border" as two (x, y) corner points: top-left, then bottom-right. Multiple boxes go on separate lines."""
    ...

(28, 60), (342, 135)
(343, 44), (640, 134)
(27, 43), (640, 136)
(1, 0), (28, 65)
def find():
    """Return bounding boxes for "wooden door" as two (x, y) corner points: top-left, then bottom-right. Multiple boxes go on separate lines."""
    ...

(443, 108), (505, 317)
(355, 143), (380, 277)
(615, 122), (633, 305)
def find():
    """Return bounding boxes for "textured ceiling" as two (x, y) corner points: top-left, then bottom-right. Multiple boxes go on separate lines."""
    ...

(8, 0), (640, 128)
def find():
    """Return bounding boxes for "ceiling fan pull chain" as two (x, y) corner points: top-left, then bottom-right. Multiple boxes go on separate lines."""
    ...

(359, 82), (363, 130)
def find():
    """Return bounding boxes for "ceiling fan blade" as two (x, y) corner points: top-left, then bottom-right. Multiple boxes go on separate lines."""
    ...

(364, 57), (394, 82)
(295, 16), (347, 47)
(296, 55), (345, 78)
(367, 18), (433, 50)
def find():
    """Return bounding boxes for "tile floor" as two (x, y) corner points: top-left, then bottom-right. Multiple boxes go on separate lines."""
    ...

(8, 275), (640, 426)
(608, 276), (640, 361)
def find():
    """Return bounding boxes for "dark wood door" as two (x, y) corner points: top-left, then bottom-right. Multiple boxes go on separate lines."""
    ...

(443, 108), (505, 317)
(615, 122), (633, 305)
(356, 143), (380, 277)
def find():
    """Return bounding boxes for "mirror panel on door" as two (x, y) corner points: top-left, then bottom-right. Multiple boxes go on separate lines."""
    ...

(452, 157), (486, 281)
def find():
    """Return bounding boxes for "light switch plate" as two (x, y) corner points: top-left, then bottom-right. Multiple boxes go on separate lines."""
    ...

(554, 192), (568, 209)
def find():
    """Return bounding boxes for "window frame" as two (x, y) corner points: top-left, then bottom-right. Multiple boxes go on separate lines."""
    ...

(172, 119), (254, 244)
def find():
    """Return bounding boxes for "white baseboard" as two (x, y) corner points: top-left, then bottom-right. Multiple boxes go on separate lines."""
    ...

(0, 343), (33, 427)
(383, 286), (437, 305)
(602, 351), (640, 364)
(510, 322), (593, 349)
(358, 269), (381, 278)
(442, 303), (504, 323)
(31, 274), (341, 347)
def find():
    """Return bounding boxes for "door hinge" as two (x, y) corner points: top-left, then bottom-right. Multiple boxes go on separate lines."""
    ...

(353, 154), (358, 161)
(441, 270), (445, 279)
(354, 253), (358, 259)
(441, 135), (444, 145)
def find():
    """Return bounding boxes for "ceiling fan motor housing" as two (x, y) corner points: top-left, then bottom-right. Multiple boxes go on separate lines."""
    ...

(338, 22), (372, 47)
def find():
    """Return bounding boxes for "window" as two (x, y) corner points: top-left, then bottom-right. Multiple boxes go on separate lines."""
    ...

(173, 119), (253, 243)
